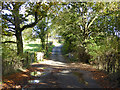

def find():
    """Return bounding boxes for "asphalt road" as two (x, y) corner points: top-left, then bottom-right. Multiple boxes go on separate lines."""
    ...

(22, 45), (101, 89)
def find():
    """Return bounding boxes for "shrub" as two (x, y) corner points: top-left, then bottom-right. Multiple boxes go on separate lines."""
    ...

(2, 44), (30, 75)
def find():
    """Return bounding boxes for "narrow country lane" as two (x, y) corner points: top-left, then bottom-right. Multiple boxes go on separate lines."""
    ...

(22, 45), (101, 89)
(2, 2), (119, 89)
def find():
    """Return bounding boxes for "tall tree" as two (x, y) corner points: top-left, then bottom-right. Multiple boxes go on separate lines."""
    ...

(34, 18), (48, 50)
(52, 2), (119, 45)
(2, 2), (54, 55)
(51, 2), (119, 63)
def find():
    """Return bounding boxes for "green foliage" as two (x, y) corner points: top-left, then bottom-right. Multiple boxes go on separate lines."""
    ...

(23, 28), (35, 41)
(2, 43), (31, 75)
(34, 18), (49, 50)
(52, 2), (120, 69)
(2, 2), (120, 86)
(2, 2), (56, 55)
(2, 44), (22, 75)
(85, 35), (119, 62)
(24, 44), (41, 52)
(85, 36), (101, 61)
(62, 42), (71, 54)
(44, 44), (55, 59)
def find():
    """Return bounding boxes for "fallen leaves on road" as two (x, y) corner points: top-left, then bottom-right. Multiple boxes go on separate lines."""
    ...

(68, 62), (112, 88)
(2, 62), (113, 89)
(90, 70), (110, 88)
(2, 66), (43, 89)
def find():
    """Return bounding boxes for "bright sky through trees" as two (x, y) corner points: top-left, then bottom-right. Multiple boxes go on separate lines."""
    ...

(2, 2), (119, 38)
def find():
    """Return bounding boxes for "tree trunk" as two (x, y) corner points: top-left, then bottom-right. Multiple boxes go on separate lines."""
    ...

(41, 37), (45, 50)
(46, 34), (48, 56)
(14, 5), (23, 55)
(16, 31), (23, 55)
(107, 58), (110, 73)
(97, 56), (100, 70)
(15, 17), (23, 55)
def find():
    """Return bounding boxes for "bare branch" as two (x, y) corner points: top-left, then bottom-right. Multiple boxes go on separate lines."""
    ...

(20, 16), (43, 31)
(4, 28), (15, 33)
(87, 10), (119, 29)
(21, 3), (52, 31)
(2, 16), (15, 25)
(8, 27), (15, 31)
(2, 41), (16, 43)
(87, 16), (98, 29)
(7, 30), (15, 32)
(2, 33), (16, 36)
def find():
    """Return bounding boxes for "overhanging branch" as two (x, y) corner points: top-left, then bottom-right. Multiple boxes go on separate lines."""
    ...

(87, 10), (119, 29)
(20, 16), (43, 31)
(2, 41), (17, 43)
(88, 16), (98, 29)
(20, 3), (52, 31)
(6, 29), (15, 33)
(2, 34), (16, 36)
(2, 16), (15, 25)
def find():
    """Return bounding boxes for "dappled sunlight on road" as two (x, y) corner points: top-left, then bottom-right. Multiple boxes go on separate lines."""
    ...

(2, 45), (103, 89)
(32, 59), (66, 67)
(52, 40), (62, 47)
